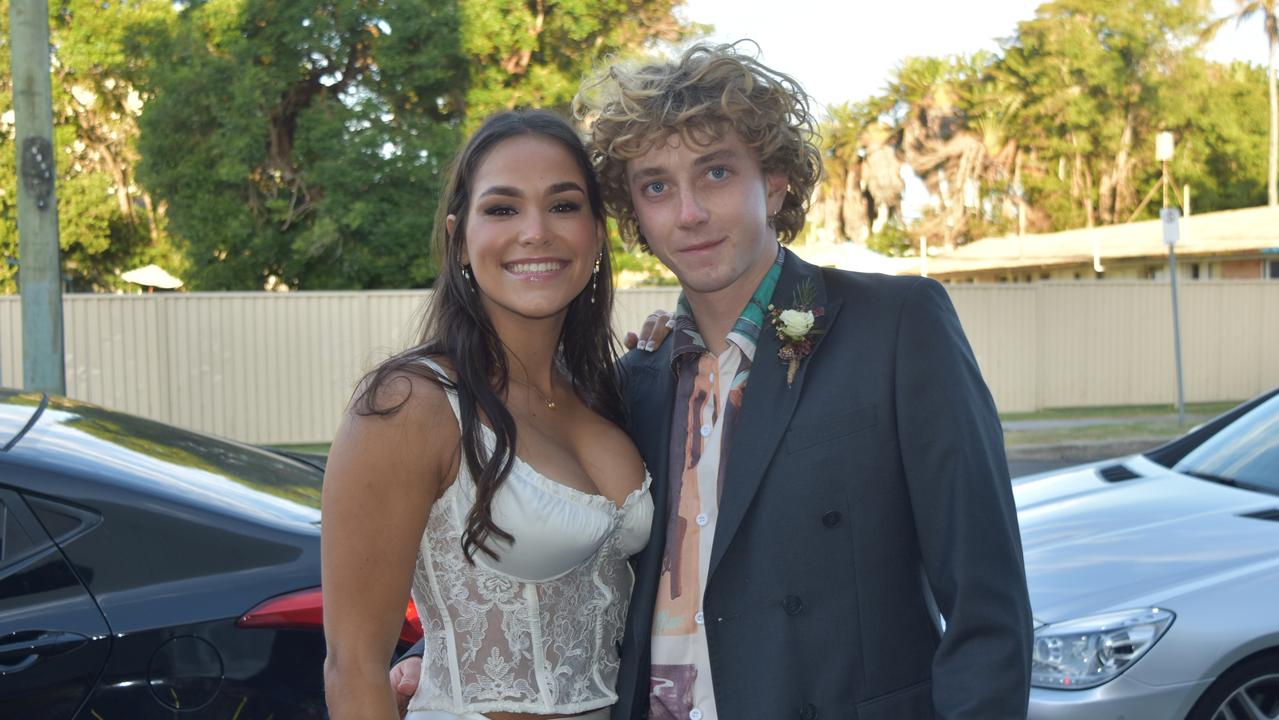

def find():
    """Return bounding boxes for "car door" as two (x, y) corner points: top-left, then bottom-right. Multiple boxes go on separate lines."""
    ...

(0, 487), (111, 719)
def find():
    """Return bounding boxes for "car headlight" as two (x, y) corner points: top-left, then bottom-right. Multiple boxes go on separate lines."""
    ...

(1031, 608), (1174, 690)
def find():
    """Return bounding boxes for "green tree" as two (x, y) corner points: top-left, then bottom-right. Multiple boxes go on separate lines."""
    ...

(132, 0), (467, 290)
(133, 0), (696, 290)
(460, 0), (696, 124)
(1, 0), (181, 293)
(1208, 1), (1278, 205)
(812, 0), (1269, 249)
(807, 98), (893, 246)
(890, 53), (1022, 248)
(1163, 59), (1270, 210)
(992, 0), (1212, 229)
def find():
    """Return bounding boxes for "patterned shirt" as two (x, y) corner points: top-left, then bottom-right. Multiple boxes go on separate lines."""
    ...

(648, 249), (783, 720)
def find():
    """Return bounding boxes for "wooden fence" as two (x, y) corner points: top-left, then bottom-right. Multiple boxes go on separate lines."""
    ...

(2, 281), (1275, 444)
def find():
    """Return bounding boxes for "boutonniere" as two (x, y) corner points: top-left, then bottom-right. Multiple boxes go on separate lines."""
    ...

(767, 280), (825, 387)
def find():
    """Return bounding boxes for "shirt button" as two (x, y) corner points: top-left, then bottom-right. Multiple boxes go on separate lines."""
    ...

(695, 611), (705, 625)
(690, 709), (703, 720)
(695, 513), (709, 526)
(699, 423), (712, 437)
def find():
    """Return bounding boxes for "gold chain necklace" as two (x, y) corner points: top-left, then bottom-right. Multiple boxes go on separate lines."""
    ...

(509, 376), (556, 410)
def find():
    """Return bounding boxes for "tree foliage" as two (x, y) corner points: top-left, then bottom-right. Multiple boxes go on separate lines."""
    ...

(1207, 0), (1276, 206)
(20, 0), (1266, 283)
(1, 0), (181, 293)
(811, 0), (1271, 250)
(132, 0), (467, 290)
(460, 0), (694, 124)
(4, 0), (694, 292)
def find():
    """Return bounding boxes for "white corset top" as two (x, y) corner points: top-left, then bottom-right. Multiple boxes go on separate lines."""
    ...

(407, 360), (653, 716)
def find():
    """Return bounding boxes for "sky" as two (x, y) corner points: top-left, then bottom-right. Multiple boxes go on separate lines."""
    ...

(677, 0), (1272, 114)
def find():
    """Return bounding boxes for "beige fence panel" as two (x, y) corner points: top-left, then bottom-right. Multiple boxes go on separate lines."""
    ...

(944, 286), (1040, 414)
(1, 281), (1276, 441)
(157, 292), (429, 445)
(1035, 283), (1173, 409)
(1178, 283), (1279, 402)
(1, 299), (21, 388)
(1029, 282), (1279, 410)
(613, 288), (681, 347)
(64, 295), (171, 420)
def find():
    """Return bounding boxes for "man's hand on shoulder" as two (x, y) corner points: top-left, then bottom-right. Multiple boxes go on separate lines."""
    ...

(623, 309), (674, 352)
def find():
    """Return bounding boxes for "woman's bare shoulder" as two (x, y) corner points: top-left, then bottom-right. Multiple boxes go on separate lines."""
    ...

(355, 354), (456, 418)
(334, 355), (461, 476)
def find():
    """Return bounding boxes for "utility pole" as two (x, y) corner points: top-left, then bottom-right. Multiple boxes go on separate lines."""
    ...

(1155, 132), (1185, 426)
(8, 0), (65, 394)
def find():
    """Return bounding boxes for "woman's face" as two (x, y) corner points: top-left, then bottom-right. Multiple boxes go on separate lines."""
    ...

(449, 134), (604, 326)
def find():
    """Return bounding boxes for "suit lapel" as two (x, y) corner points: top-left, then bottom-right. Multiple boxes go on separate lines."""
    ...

(708, 250), (844, 581)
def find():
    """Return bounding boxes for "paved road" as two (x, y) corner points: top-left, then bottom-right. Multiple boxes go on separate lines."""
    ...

(1003, 413), (1197, 480)
(1010, 458), (1092, 479)
(1002, 414), (1209, 432)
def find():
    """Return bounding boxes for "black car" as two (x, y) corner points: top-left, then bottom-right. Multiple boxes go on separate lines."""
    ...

(0, 390), (420, 719)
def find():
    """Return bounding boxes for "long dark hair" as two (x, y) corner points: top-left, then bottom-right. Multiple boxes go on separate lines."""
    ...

(354, 109), (624, 562)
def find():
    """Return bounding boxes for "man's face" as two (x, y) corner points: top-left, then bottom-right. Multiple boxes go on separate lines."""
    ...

(625, 129), (787, 300)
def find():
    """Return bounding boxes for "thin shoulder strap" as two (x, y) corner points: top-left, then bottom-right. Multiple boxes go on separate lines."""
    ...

(415, 356), (463, 431)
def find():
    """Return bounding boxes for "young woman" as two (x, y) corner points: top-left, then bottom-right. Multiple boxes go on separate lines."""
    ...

(321, 110), (652, 720)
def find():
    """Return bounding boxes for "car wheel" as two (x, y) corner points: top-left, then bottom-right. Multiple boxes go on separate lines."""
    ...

(1187, 654), (1279, 720)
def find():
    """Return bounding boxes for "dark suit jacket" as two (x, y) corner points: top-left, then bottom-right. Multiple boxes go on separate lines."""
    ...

(613, 250), (1032, 720)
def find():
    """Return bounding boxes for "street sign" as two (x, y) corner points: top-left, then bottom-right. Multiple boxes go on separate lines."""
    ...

(1161, 207), (1180, 246)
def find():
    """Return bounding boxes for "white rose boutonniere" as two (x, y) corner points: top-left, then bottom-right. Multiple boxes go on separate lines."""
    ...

(777, 309), (815, 340)
(767, 280), (825, 387)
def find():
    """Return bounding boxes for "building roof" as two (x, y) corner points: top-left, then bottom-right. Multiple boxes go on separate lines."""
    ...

(790, 240), (918, 275)
(910, 205), (1279, 278)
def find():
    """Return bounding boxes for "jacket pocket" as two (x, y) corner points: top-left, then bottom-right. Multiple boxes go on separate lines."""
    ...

(854, 679), (932, 720)
(784, 402), (879, 454)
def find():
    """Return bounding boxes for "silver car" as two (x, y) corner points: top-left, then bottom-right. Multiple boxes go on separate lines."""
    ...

(1019, 389), (1279, 720)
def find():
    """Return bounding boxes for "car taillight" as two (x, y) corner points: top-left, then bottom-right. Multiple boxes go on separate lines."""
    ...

(238, 587), (324, 630)
(238, 587), (424, 646)
(402, 599), (423, 645)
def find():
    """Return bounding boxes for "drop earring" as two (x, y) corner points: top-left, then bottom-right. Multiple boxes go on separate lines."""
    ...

(590, 253), (602, 303)
(461, 264), (473, 289)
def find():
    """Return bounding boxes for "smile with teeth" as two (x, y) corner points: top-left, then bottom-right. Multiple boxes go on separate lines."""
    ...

(506, 260), (567, 274)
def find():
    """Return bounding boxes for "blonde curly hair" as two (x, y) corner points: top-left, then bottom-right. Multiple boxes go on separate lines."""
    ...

(574, 41), (822, 250)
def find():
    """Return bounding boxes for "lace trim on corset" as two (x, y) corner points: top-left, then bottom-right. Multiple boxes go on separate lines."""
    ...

(405, 357), (645, 715)
(410, 479), (637, 714)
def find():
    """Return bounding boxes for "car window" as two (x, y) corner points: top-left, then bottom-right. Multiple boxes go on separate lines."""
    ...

(23, 495), (100, 545)
(1174, 393), (1279, 494)
(0, 497), (41, 568)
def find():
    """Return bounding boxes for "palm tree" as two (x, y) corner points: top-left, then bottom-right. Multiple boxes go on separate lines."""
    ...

(1212, 1), (1279, 206)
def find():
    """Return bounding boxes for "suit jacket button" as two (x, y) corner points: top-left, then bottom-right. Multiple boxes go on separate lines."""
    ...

(799, 702), (817, 719)
(783, 595), (804, 615)
(821, 510), (842, 528)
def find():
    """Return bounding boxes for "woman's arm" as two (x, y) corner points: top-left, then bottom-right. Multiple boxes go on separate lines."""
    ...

(322, 374), (457, 720)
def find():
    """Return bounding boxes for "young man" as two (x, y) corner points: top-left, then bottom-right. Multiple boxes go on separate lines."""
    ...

(394, 43), (1032, 719)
